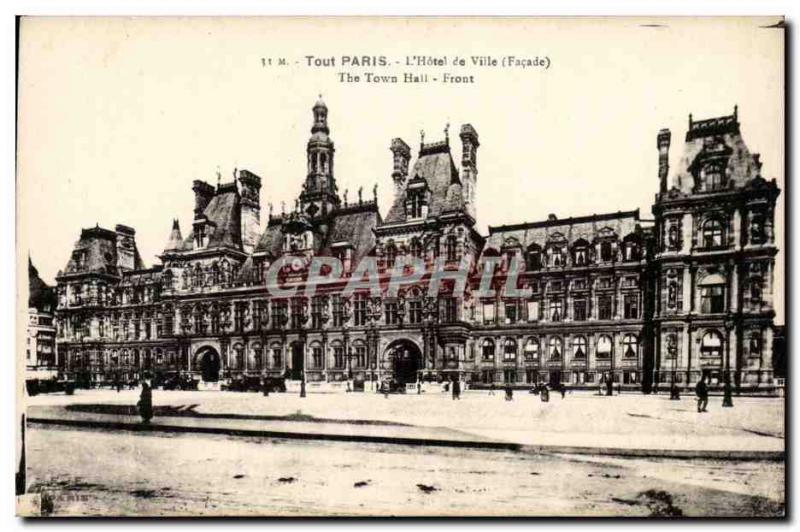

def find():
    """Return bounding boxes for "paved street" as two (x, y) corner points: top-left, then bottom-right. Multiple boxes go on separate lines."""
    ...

(20, 388), (785, 516)
(25, 424), (784, 517)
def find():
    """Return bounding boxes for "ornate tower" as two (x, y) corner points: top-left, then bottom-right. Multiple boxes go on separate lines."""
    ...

(299, 96), (340, 218)
(460, 124), (479, 220)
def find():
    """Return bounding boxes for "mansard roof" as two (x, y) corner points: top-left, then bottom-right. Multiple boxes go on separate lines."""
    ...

(60, 225), (144, 276)
(484, 210), (646, 254)
(321, 203), (380, 263)
(672, 108), (764, 194)
(384, 140), (463, 224)
(29, 257), (56, 311)
(182, 185), (243, 252)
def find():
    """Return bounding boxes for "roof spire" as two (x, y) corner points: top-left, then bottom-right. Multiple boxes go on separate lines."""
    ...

(420, 129), (425, 147)
(444, 122), (450, 144)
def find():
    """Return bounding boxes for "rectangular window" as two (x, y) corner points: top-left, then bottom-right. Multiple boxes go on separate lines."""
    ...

(573, 299), (587, 321)
(440, 297), (458, 323)
(332, 296), (344, 327)
(483, 303), (496, 324)
(701, 286), (725, 314)
(384, 301), (399, 325)
(623, 295), (639, 320)
(598, 295), (613, 320)
(505, 302), (518, 324)
(408, 299), (423, 324)
(354, 296), (368, 326)
(252, 301), (266, 332)
(290, 298), (304, 329)
(526, 300), (539, 322)
(311, 297), (324, 329)
(234, 302), (246, 331)
(271, 300), (288, 329)
(549, 299), (563, 322)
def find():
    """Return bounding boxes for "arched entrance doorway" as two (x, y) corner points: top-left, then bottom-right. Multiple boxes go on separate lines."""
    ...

(196, 347), (221, 382)
(290, 342), (304, 380)
(385, 340), (422, 385)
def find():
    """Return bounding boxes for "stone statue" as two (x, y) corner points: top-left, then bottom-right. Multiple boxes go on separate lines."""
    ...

(358, 186), (363, 204)
(373, 183), (378, 202)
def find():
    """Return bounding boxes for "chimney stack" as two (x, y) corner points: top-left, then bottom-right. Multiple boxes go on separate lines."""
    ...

(192, 180), (215, 219)
(390, 138), (411, 196)
(657, 128), (671, 194)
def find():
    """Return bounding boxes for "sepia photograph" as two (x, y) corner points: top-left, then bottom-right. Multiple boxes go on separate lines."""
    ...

(15, 16), (785, 517)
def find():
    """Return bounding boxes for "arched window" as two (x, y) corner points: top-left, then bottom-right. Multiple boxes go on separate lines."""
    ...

(445, 235), (458, 262)
(548, 337), (562, 360)
(572, 336), (587, 358)
(701, 331), (723, 357)
(700, 273), (726, 314)
(482, 338), (495, 361)
(597, 335), (613, 358)
(503, 338), (517, 361)
(524, 338), (539, 361)
(702, 218), (724, 248)
(667, 225), (680, 249)
(622, 334), (638, 358)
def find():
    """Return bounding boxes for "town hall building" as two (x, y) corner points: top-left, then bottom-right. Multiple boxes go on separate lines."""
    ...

(52, 99), (780, 392)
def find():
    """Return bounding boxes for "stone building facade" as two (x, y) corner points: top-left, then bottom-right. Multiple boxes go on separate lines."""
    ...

(53, 101), (780, 391)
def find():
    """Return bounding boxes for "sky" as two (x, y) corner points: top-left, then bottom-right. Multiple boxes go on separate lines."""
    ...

(17, 17), (785, 322)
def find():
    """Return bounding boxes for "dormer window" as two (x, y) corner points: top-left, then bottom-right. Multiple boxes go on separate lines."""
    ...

(600, 241), (614, 262)
(195, 224), (207, 248)
(445, 235), (458, 262)
(385, 243), (398, 268)
(702, 162), (725, 191)
(409, 193), (424, 218)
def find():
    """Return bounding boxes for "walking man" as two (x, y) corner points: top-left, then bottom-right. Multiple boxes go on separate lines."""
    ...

(696, 375), (709, 413)
(137, 380), (153, 424)
(452, 377), (461, 400)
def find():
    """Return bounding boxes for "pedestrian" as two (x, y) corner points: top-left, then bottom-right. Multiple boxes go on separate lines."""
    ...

(670, 382), (680, 400)
(417, 380), (422, 395)
(137, 381), (153, 424)
(489, 382), (496, 396)
(560, 384), (566, 399)
(540, 385), (550, 403)
(504, 383), (513, 401)
(695, 375), (709, 413)
(261, 373), (270, 397)
(722, 378), (734, 408)
(115, 373), (122, 394)
(606, 377), (613, 397)
(452, 378), (461, 400)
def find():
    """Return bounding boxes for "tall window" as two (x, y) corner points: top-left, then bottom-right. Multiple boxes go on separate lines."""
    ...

(600, 241), (614, 262)
(409, 193), (423, 218)
(505, 301), (518, 324)
(524, 338), (539, 361)
(482, 339), (495, 361)
(622, 334), (638, 358)
(384, 300), (399, 325)
(385, 244), (397, 269)
(700, 285), (725, 314)
(623, 295), (639, 320)
(750, 215), (766, 244)
(445, 236), (457, 262)
(703, 163), (724, 191)
(408, 298), (423, 324)
(598, 295), (613, 320)
(597, 335), (613, 358)
(353, 345), (367, 368)
(440, 297), (458, 323)
(311, 345), (323, 369)
(271, 300), (288, 329)
(332, 296), (344, 327)
(573, 299), (587, 321)
(410, 238), (423, 258)
(290, 299), (304, 329)
(503, 338), (517, 362)
(548, 337), (563, 360)
(549, 299), (563, 322)
(702, 219), (724, 248)
(572, 336), (587, 358)
(700, 331), (723, 357)
(353, 295), (368, 326)
(311, 297), (324, 329)
(333, 345), (345, 368)
(526, 246), (542, 271)
(573, 244), (589, 266)
(234, 302), (247, 331)
(526, 300), (540, 322)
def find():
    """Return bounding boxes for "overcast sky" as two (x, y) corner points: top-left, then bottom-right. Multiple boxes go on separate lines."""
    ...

(17, 17), (784, 322)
